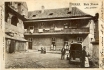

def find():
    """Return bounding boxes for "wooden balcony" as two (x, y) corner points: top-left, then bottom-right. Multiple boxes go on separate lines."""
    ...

(24, 28), (89, 35)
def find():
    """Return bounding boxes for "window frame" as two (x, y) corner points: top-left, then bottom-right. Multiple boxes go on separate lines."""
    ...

(28, 38), (33, 42)
(77, 37), (83, 42)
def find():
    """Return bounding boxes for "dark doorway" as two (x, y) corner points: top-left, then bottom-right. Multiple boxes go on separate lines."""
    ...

(51, 37), (56, 51)
(28, 42), (32, 49)
(9, 40), (15, 53)
(28, 38), (33, 49)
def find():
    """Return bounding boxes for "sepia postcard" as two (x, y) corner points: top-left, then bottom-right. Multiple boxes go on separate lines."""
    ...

(0, 0), (104, 70)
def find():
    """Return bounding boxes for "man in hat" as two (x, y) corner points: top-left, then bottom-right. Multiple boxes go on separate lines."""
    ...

(61, 47), (66, 60)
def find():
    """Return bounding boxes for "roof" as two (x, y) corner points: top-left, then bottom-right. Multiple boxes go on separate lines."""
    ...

(5, 34), (27, 42)
(28, 7), (92, 19)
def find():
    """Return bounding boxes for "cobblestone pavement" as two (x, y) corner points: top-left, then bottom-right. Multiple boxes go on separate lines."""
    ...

(5, 50), (81, 68)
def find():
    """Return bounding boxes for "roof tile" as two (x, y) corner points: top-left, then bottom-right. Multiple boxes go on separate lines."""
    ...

(28, 7), (91, 19)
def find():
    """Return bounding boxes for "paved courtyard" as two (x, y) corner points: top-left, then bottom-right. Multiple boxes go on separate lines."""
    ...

(5, 50), (81, 68)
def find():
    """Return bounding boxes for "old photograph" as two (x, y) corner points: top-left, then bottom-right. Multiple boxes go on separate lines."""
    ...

(3, 0), (104, 69)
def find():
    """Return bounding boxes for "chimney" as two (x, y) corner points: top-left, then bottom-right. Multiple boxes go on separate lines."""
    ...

(41, 5), (45, 13)
(69, 2), (72, 12)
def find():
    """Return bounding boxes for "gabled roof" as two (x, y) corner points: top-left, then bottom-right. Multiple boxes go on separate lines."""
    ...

(28, 7), (92, 19)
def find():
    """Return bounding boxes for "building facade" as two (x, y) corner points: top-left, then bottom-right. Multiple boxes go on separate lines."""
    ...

(5, 2), (28, 53)
(24, 5), (99, 57)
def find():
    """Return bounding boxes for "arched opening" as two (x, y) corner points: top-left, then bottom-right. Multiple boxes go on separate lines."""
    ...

(11, 16), (18, 26)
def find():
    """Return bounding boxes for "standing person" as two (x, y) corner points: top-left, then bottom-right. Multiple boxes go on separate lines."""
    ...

(61, 47), (66, 60)
(41, 47), (43, 53)
(53, 44), (56, 51)
(81, 46), (87, 68)
(43, 47), (46, 54)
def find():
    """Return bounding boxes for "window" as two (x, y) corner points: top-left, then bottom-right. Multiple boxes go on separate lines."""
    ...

(67, 12), (71, 14)
(64, 37), (68, 45)
(39, 23), (44, 29)
(33, 15), (36, 17)
(11, 16), (18, 26)
(77, 37), (83, 42)
(52, 37), (55, 41)
(91, 38), (93, 41)
(49, 13), (53, 15)
(18, 3), (21, 6)
(28, 38), (33, 42)
(52, 37), (55, 46)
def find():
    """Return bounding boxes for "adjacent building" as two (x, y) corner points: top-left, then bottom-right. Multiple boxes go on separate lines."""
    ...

(5, 2), (28, 53)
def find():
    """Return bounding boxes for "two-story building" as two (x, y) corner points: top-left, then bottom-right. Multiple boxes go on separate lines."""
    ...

(5, 2), (28, 53)
(24, 4), (99, 57)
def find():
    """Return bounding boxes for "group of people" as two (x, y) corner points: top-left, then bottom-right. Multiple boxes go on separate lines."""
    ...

(41, 47), (46, 54)
(61, 46), (88, 68)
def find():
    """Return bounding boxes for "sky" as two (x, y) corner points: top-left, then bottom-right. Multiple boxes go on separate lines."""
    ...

(4, 0), (102, 16)
(25, 0), (101, 16)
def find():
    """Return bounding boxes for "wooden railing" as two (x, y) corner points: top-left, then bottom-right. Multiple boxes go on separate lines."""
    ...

(24, 28), (89, 35)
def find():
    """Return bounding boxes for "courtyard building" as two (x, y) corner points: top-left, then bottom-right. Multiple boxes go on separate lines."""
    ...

(24, 4), (99, 59)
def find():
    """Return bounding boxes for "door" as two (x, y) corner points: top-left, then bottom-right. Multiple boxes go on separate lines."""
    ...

(28, 38), (33, 49)
(9, 40), (16, 53)
(51, 37), (56, 50)
(28, 42), (32, 49)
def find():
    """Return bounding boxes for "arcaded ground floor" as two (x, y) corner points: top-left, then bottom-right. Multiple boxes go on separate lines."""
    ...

(25, 34), (88, 51)
(5, 50), (98, 68)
